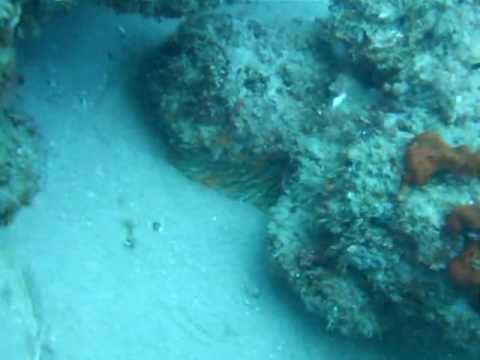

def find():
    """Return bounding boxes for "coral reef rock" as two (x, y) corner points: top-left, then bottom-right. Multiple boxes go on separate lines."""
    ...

(0, 111), (42, 225)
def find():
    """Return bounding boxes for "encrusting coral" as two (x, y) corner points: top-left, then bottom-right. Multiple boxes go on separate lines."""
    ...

(403, 132), (480, 186)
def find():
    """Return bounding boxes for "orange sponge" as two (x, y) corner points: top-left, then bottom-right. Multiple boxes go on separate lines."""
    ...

(448, 241), (480, 287)
(445, 205), (480, 236)
(403, 132), (480, 186)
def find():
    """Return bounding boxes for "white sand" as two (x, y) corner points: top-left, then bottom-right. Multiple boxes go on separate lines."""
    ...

(0, 3), (381, 359)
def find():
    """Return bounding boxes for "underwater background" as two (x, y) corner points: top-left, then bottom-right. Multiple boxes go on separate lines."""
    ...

(1, 0), (480, 359)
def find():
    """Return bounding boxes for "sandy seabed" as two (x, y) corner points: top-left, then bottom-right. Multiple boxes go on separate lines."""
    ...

(0, 3), (385, 359)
